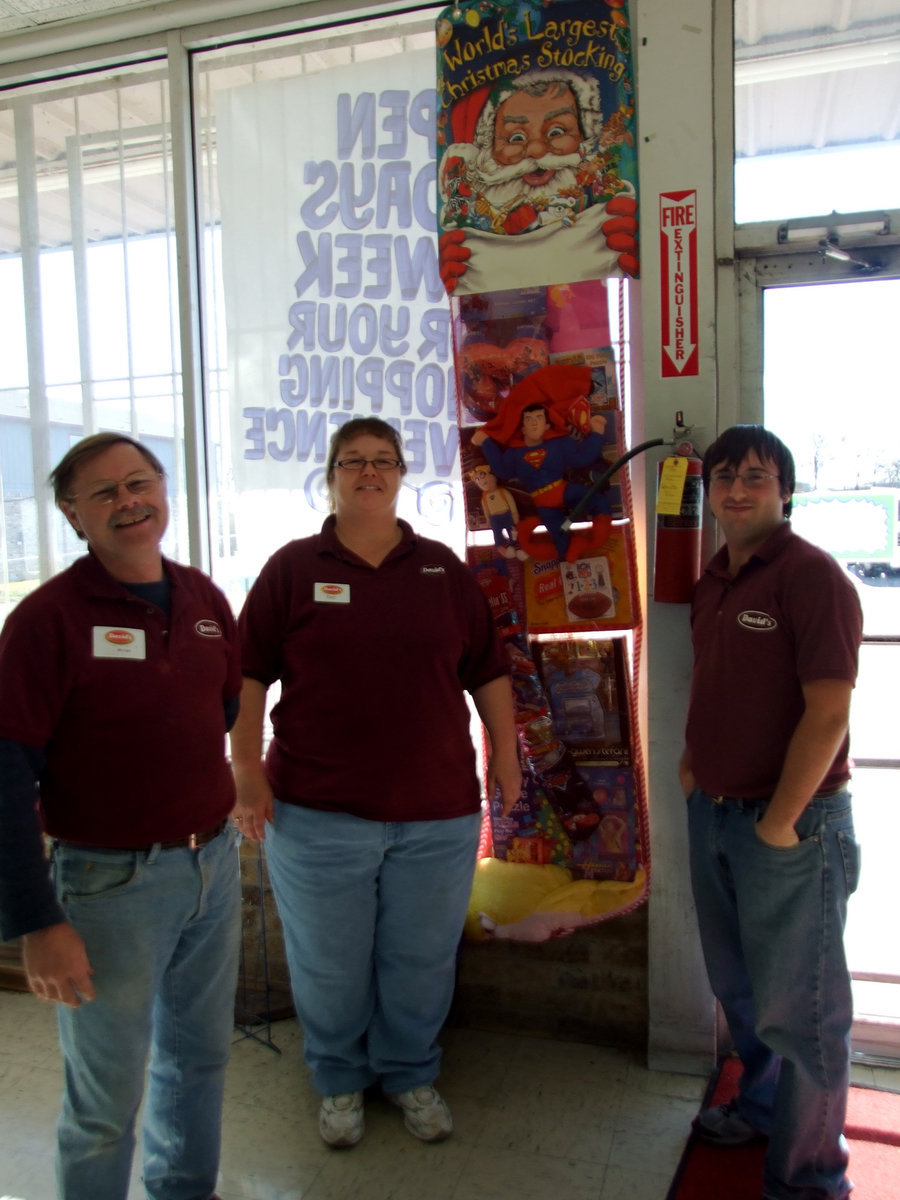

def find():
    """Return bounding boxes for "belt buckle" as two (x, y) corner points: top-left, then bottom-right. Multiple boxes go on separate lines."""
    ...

(713, 794), (725, 805)
(188, 832), (199, 850)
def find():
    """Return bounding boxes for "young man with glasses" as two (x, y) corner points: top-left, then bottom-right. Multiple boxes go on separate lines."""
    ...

(0, 433), (241, 1200)
(678, 425), (863, 1200)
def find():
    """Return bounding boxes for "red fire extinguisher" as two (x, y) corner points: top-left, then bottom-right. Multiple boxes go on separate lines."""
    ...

(654, 431), (703, 604)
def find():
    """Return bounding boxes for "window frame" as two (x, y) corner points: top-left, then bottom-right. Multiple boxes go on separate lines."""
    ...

(0, 1), (437, 585)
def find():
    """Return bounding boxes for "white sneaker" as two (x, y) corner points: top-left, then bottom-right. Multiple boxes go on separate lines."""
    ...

(388, 1085), (453, 1142)
(318, 1091), (364, 1147)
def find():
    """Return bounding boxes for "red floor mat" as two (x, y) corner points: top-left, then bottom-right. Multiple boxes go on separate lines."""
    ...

(667, 1057), (900, 1200)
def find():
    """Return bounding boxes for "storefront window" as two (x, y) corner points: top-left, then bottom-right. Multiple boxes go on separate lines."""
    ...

(734, 1), (900, 223)
(0, 61), (187, 620)
(192, 10), (453, 610)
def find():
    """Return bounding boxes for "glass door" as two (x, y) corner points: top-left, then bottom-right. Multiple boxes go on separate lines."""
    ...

(755, 266), (900, 1062)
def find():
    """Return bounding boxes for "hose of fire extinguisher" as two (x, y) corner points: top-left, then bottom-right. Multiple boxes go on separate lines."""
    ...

(561, 437), (666, 532)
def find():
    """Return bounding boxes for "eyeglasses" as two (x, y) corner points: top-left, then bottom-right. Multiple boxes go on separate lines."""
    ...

(70, 471), (163, 506)
(709, 469), (781, 490)
(335, 457), (403, 472)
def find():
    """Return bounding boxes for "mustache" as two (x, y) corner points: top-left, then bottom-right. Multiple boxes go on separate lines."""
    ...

(473, 151), (583, 186)
(110, 506), (155, 527)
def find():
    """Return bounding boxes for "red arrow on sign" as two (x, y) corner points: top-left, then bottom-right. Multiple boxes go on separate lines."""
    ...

(660, 190), (699, 378)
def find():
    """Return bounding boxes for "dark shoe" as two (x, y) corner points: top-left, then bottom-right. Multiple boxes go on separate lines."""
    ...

(762, 1184), (851, 1200)
(692, 1097), (766, 1146)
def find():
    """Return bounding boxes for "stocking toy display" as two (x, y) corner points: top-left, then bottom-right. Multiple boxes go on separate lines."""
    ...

(505, 634), (598, 844)
(470, 362), (614, 562)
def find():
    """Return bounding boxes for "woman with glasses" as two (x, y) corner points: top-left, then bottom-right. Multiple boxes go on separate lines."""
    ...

(230, 416), (521, 1150)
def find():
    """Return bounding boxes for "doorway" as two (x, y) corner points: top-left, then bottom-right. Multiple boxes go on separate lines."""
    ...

(747, 262), (900, 1062)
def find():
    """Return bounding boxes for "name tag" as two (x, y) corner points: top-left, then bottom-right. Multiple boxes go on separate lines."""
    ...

(92, 626), (147, 659)
(314, 582), (350, 604)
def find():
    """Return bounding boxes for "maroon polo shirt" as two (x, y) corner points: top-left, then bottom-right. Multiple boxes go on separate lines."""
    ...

(685, 522), (862, 798)
(0, 553), (241, 846)
(239, 517), (509, 822)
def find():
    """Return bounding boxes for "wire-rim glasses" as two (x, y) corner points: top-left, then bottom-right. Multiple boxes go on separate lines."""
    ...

(335, 457), (403, 472)
(69, 471), (163, 506)
(709, 469), (781, 490)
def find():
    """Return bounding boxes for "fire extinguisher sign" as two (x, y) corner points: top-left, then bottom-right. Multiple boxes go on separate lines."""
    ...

(659, 190), (699, 378)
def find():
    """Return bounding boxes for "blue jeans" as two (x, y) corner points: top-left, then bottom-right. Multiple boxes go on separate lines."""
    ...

(687, 789), (860, 1200)
(265, 801), (481, 1096)
(51, 825), (241, 1200)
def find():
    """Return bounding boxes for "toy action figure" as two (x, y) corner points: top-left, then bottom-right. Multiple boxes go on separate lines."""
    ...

(471, 363), (612, 562)
(469, 464), (527, 559)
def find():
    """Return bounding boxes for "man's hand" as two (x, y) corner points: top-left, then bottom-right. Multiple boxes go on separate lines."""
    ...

(602, 194), (639, 276)
(22, 922), (95, 1007)
(755, 814), (801, 848)
(470, 427), (488, 448)
(677, 749), (696, 798)
(757, 679), (853, 849)
(439, 229), (470, 293)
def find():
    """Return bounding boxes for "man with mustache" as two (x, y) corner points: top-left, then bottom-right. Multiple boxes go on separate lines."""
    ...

(0, 433), (241, 1200)
(438, 70), (638, 293)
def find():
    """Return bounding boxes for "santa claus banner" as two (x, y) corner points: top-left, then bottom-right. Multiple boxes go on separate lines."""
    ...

(436, 0), (639, 295)
(438, 2), (649, 942)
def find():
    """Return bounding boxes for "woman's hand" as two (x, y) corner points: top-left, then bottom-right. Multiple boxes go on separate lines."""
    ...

(487, 743), (523, 818)
(472, 675), (522, 818)
(229, 677), (272, 842)
(231, 763), (274, 842)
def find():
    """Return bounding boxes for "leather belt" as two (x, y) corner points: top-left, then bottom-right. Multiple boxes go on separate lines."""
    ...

(711, 785), (845, 804)
(57, 819), (229, 854)
(156, 819), (228, 851)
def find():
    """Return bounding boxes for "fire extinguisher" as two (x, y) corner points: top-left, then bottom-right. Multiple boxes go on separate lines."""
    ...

(654, 419), (703, 603)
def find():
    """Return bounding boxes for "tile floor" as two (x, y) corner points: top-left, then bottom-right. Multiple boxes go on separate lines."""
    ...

(1, 989), (898, 1200)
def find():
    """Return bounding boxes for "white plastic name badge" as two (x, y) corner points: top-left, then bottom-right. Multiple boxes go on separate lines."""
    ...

(314, 582), (350, 604)
(92, 626), (147, 659)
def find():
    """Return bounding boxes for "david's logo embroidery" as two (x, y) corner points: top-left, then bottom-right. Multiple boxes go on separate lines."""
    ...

(195, 620), (223, 638)
(105, 629), (134, 645)
(738, 610), (777, 631)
